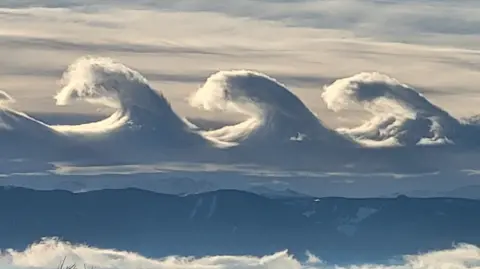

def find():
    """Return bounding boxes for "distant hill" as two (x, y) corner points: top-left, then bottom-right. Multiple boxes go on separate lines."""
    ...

(1, 187), (479, 264)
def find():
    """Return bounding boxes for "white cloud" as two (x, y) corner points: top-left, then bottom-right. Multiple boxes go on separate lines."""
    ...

(3, 0), (480, 46)
(0, 2), (479, 123)
(189, 70), (349, 145)
(0, 90), (15, 105)
(1, 238), (479, 269)
(322, 72), (462, 146)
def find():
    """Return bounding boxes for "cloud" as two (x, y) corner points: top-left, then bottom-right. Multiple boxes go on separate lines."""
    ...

(1, 238), (479, 269)
(0, 1), (479, 127)
(3, 0), (480, 46)
(0, 90), (15, 106)
(321, 72), (463, 146)
(189, 70), (350, 145)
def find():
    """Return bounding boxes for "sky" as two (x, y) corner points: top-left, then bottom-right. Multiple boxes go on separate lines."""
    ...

(1, 0), (480, 127)
(1, 2), (480, 265)
(0, 0), (480, 197)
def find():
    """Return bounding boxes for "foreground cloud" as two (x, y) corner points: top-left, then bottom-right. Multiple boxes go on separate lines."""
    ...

(1, 238), (479, 269)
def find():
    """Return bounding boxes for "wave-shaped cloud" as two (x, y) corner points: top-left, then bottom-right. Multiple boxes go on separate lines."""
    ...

(0, 105), (84, 160)
(322, 72), (463, 147)
(51, 56), (213, 159)
(1, 57), (480, 167)
(54, 56), (202, 144)
(190, 70), (351, 146)
(0, 90), (17, 129)
(1, 238), (478, 269)
(0, 57), (210, 161)
(0, 90), (15, 106)
(0, 89), (81, 159)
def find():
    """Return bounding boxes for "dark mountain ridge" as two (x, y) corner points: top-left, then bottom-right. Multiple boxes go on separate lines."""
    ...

(1, 186), (479, 263)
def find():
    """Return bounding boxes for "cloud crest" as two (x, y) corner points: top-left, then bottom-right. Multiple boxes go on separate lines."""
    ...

(190, 70), (350, 146)
(322, 72), (462, 146)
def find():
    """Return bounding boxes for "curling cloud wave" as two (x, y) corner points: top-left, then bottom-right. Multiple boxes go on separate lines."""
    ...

(0, 57), (208, 161)
(0, 56), (479, 163)
(1, 239), (479, 269)
(53, 57), (205, 147)
(322, 72), (477, 147)
(189, 70), (350, 146)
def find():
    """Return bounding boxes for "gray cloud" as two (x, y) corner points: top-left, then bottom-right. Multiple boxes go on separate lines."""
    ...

(2, 0), (480, 47)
